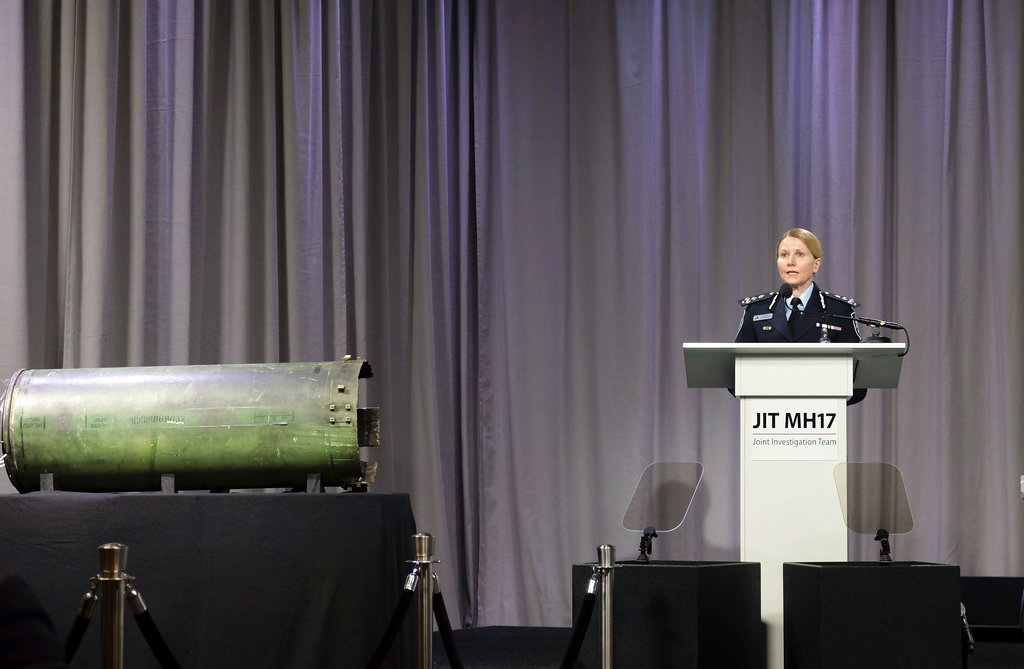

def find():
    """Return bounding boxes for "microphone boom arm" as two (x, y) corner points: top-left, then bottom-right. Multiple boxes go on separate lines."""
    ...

(818, 311), (910, 357)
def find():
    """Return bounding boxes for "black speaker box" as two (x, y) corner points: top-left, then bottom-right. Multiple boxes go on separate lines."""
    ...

(783, 561), (961, 669)
(570, 560), (760, 668)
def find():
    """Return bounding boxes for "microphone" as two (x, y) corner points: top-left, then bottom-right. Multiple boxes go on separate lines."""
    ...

(815, 310), (910, 355)
(768, 283), (792, 310)
(818, 311), (905, 331)
(848, 315), (905, 330)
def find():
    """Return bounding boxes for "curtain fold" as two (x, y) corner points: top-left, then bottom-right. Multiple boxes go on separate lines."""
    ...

(2, 0), (1022, 630)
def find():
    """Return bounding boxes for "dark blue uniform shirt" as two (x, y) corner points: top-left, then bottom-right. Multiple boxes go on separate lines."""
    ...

(735, 283), (861, 343)
(734, 283), (866, 404)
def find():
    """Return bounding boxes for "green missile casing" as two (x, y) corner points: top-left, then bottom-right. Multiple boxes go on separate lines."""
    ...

(0, 358), (379, 492)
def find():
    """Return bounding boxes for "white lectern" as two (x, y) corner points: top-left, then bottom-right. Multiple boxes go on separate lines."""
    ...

(682, 342), (905, 669)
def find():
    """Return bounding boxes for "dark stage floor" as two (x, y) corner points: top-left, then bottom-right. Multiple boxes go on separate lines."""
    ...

(433, 626), (1024, 668)
(433, 627), (571, 668)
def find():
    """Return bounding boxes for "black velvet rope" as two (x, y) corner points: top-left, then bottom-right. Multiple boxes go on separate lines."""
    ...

(365, 586), (415, 669)
(63, 614), (91, 663)
(432, 588), (464, 669)
(64, 603), (181, 668)
(132, 609), (182, 669)
(559, 586), (597, 669)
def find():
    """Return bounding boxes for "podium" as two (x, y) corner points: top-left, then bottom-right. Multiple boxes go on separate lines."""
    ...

(683, 342), (905, 668)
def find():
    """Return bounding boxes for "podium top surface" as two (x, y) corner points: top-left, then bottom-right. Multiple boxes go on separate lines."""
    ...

(683, 342), (906, 389)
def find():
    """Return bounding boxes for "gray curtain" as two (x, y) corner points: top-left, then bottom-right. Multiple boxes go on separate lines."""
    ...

(1, 0), (1022, 629)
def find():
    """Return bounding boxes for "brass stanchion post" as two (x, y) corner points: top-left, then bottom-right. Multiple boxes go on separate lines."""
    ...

(98, 543), (128, 669)
(410, 533), (438, 669)
(597, 544), (615, 669)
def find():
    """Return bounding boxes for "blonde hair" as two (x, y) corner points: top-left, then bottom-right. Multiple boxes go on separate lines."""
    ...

(777, 228), (823, 259)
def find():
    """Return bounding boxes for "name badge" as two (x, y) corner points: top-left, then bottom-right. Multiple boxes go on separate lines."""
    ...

(753, 313), (773, 322)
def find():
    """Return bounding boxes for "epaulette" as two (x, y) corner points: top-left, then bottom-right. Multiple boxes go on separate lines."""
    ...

(738, 291), (777, 307)
(821, 290), (860, 308)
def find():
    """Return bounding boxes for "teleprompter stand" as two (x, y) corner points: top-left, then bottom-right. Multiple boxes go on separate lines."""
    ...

(784, 463), (961, 668)
(570, 462), (760, 668)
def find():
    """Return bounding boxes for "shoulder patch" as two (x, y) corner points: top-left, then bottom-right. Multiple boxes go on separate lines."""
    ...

(821, 290), (860, 309)
(738, 291), (776, 307)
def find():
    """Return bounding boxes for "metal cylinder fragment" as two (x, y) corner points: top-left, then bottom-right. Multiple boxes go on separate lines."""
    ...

(0, 359), (379, 492)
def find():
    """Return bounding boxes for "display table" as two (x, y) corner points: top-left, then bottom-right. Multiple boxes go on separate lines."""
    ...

(0, 492), (416, 668)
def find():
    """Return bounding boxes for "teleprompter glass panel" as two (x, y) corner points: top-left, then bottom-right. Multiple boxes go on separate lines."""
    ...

(621, 461), (703, 533)
(834, 462), (915, 535)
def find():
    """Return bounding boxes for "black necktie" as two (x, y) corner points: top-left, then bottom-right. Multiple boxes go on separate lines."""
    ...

(788, 297), (802, 334)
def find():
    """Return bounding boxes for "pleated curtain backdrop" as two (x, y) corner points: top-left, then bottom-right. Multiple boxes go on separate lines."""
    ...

(0, 0), (1021, 628)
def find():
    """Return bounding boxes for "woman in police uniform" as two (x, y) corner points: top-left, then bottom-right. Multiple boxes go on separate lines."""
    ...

(735, 228), (861, 344)
(735, 228), (866, 404)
